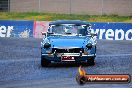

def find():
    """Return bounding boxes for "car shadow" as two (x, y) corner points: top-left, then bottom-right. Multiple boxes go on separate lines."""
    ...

(42, 62), (94, 68)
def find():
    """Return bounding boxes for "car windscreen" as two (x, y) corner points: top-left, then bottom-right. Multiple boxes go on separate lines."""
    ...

(49, 24), (89, 36)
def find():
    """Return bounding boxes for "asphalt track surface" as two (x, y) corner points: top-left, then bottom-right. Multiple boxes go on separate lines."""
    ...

(0, 37), (132, 88)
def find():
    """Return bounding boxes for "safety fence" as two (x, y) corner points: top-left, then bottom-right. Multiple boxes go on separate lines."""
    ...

(0, 20), (131, 40)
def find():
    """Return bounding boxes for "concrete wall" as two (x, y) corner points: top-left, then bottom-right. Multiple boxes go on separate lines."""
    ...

(10, 0), (132, 16)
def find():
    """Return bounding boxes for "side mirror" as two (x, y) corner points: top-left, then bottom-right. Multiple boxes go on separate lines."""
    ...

(91, 33), (97, 36)
(41, 32), (46, 36)
(94, 33), (97, 36)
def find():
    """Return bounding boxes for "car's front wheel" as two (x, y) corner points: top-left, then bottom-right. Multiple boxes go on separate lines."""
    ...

(87, 57), (95, 66)
(41, 56), (51, 67)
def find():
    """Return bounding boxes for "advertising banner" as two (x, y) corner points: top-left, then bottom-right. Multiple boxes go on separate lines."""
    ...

(34, 21), (132, 40)
(0, 20), (131, 40)
(0, 20), (34, 38)
(33, 21), (50, 38)
(90, 22), (132, 40)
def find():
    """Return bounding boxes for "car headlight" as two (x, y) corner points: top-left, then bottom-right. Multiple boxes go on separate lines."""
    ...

(86, 43), (92, 49)
(44, 43), (51, 48)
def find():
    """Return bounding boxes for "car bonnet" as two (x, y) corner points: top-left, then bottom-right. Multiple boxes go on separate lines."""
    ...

(48, 36), (90, 48)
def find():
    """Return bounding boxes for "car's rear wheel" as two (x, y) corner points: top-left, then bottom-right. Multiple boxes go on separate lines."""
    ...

(87, 57), (95, 66)
(41, 56), (51, 67)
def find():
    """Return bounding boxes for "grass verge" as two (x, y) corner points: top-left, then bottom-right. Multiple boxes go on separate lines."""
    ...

(0, 12), (131, 22)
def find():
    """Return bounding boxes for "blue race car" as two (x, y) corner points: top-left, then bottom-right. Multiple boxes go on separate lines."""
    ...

(41, 20), (97, 67)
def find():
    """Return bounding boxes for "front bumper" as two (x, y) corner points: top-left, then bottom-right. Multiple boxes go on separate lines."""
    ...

(41, 53), (96, 62)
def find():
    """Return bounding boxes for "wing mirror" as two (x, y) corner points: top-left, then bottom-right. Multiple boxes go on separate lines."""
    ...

(91, 33), (97, 36)
(41, 32), (46, 36)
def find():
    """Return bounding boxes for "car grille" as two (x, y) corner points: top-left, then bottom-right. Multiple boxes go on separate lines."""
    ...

(52, 48), (84, 53)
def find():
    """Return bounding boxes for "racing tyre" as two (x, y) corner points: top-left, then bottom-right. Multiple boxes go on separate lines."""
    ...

(41, 57), (51, 67)
(87, 57), (95, 66)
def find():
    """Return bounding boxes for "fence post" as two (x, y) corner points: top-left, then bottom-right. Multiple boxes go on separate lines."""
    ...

(69, 0), (71, 14)
(8, 0), (10, 12)
(101, 0), (104, 15)
(38, 0), (40, 12)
